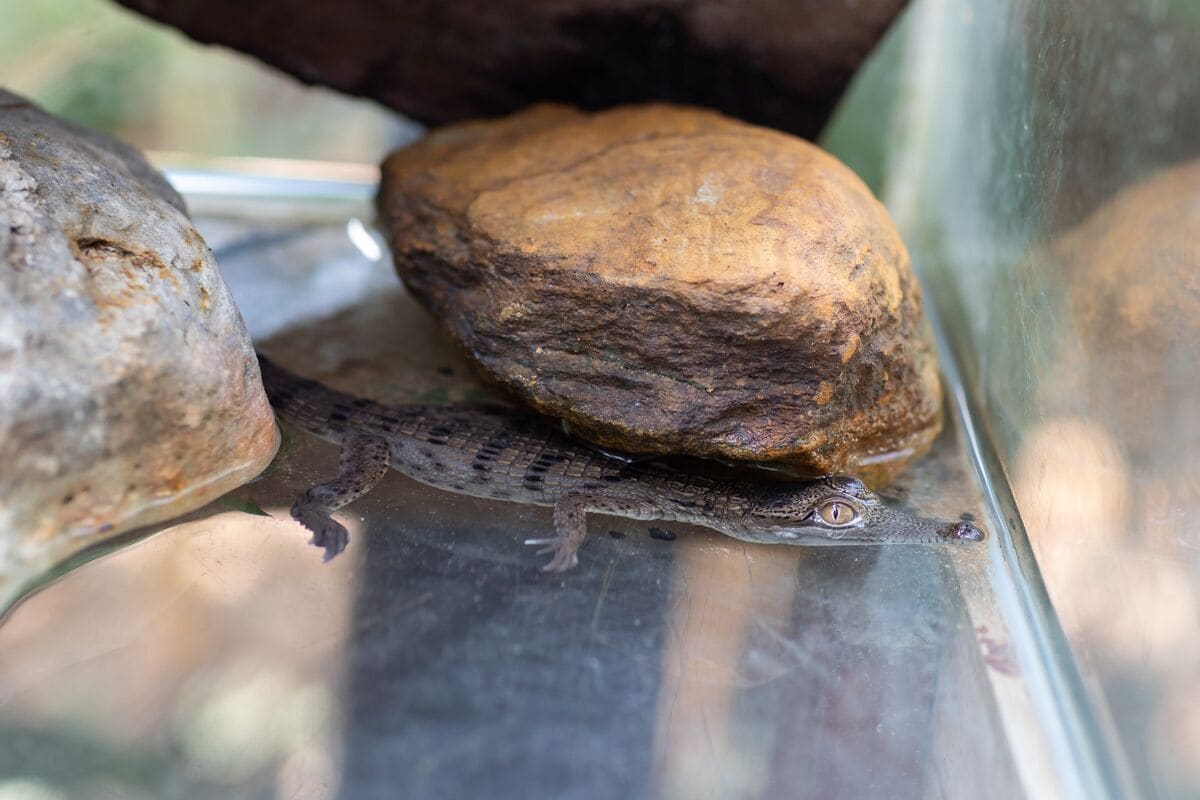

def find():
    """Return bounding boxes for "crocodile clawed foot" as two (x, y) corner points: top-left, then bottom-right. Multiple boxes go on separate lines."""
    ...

(524, 535), (580, 572)
(292, 501), (349, 561)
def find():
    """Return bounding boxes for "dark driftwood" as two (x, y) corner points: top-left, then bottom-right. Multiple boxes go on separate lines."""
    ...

(114, 0), (907, 138)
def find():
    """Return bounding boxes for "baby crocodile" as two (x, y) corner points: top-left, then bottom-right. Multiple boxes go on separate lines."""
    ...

(258, 355), (984, 571)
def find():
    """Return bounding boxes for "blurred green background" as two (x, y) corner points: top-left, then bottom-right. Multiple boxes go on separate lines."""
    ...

(0, 0), (414, 162)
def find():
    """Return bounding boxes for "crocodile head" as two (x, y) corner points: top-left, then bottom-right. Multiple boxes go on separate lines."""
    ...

(737, 475), (984, 546)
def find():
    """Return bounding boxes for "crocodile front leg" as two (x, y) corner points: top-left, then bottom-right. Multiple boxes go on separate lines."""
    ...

(528, 491), (664, 572)
(290, 432), (390, 560)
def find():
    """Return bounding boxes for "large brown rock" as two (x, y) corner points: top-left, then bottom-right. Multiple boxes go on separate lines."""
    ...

(0, 90), (278, 597)
(378, 104), (941, 484)
(113, 0), (906, 140)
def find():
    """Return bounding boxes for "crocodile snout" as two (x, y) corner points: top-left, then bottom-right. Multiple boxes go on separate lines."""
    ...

(949, 520), (985, 542)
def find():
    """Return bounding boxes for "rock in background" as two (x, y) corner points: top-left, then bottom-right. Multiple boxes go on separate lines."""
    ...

(378, 104), (941, 485)
(0, 89), (278, 596)
(112, 0), (906, 140)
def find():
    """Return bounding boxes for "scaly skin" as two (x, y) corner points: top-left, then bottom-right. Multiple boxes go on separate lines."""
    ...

(258, 354), (983, 570)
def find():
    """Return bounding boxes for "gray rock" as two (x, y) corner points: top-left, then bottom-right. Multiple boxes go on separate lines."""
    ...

(0, 90), (278, 597)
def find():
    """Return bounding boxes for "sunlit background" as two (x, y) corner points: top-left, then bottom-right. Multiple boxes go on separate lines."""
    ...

(0, 0), (415, 161)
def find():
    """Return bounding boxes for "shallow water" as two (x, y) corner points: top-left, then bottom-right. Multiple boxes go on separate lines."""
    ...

(0, 210), (1067, 800)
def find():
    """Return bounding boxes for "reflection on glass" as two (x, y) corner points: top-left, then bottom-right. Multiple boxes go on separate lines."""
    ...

(1007, 160), (1200, 799)
(0, 508), (356, 800)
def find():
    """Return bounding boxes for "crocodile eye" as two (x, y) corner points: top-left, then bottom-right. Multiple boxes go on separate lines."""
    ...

(817, 499), (858, 527)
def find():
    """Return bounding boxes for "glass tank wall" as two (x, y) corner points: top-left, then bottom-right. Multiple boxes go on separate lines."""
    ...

(827, 1), (1200, 797)
(1, 0), (1197, 798)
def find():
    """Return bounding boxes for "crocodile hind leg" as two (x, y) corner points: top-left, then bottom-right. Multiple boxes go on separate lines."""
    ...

(290, 432), (390, 561)
(528, 491), (662, 572)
